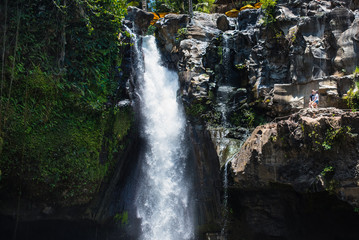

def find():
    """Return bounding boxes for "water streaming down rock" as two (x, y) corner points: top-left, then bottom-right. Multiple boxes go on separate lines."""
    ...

(216, 32), (240, 126)
(220, 159), (231, 238)
(222, 33), (231, 85)
(217, 34), (232, 125)
(134, 35), (194, 240)
(220, 151), (241, 239)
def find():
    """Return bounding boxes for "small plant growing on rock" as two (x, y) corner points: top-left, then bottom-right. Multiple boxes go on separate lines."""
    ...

(354, 66), (359, 77)
(309, 126), (354, 151)
(270, 135), (277, 142)
(146, 25), (156, 35)
(274, 30), (282, 39)
(235, 63), (247, 70)
(176, 27), (188, 43)
(321, 166), (334, 178)
(320, 166), (338, 193)
(345, 69), (359, 110)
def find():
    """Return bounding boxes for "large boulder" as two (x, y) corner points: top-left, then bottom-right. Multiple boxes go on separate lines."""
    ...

(231, 108), (359, 206)
(216, 14), (230, 31)
(155, 14), (189, 53)
(334, 18), (359, 73)
(187, 12), (222, 41)
(125, 7), (154, 35)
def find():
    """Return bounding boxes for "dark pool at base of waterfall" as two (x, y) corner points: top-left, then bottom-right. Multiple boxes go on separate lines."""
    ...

(0, 216), (128, 240)
(2, 203), (359, 240)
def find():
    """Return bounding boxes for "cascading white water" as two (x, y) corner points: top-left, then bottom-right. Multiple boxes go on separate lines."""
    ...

(134, 35), (194, 240)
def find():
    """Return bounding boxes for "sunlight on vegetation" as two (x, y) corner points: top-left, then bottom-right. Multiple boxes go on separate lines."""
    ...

(194, 0), (215, 13)
(260, 0), (277, 25)
(345, 66), (359, 110)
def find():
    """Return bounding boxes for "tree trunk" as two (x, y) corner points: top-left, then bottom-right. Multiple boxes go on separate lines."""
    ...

(0, 0), (8, 129)
(4, 0), (20, 128)
(58, 0), (66, 70)
(1, 0), (8, 100)
(188, 0), (193, 17)
(142, 0), (147, 11)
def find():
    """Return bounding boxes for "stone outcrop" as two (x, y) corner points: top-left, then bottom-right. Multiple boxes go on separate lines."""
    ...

(155, 14), (189, 62)
(125, 7), (154, 35)
(231, 108), (359, 206)
(224, 107), (359, 239)
(216, 15), (230, 31)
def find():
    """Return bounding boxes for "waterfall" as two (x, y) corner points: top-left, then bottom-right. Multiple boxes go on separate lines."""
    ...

(217, 33), (238, 126)
(133, 35), (194, 240)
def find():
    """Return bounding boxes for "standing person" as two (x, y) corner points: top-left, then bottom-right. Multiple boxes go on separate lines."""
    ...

(309, 89), (316, 108)
(312, 90), (319, 108)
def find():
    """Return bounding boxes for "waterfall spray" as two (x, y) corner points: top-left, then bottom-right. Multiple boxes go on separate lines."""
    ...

(133, 35), (194, 240)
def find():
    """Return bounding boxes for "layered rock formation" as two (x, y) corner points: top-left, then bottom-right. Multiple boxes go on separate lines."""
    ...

(226, 108), (359, 239)
(232, 108), (359, 205)
(156, 1), (358, 117)
(153, 1), (359, 239)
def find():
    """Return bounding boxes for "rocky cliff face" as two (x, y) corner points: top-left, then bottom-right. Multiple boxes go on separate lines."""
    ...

(154, 1), (359, 239)
(227, 108), (359, 240)
(156, 0), (359, 116)
(232, 108), (359, 204)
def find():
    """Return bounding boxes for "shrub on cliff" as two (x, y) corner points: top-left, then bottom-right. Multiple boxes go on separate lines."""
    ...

(345, 67), (359, 110)
(260, 0), (277, 26)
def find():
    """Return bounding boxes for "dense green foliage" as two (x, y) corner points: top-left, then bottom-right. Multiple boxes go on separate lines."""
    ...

(0, 0), (133, 205)
(148, 0), (214, 13)
(260, 0), (277, 26)
(194, 0), (215, 13)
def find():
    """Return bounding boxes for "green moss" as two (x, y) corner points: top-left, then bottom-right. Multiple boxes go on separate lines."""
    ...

(114, 107), (133, 141)
(114, 211), (129, 225)
(186, 103), (207, 117)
